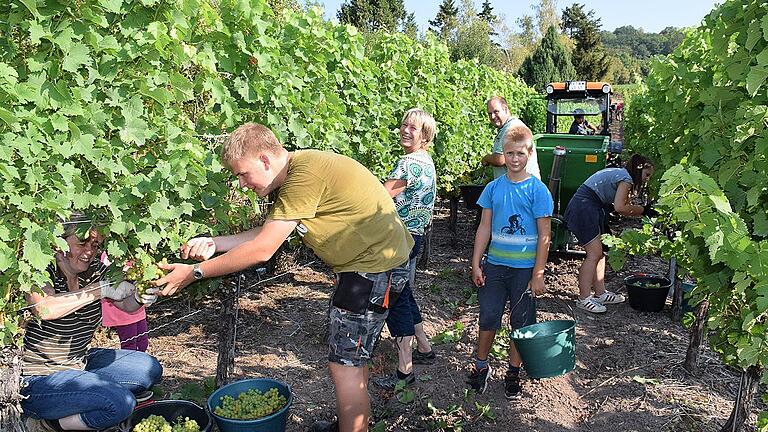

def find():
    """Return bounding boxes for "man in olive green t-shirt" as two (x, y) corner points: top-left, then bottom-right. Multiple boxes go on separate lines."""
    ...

(155, 123), (413, 432)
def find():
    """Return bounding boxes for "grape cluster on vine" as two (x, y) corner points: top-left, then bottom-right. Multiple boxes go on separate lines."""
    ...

(214, 387), (287, 420)
(132, 414), (200, 432)
(123, 258), (168, 296)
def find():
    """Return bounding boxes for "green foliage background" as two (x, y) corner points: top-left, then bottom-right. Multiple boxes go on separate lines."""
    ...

(0, 0), (539, 345)
(518, 26), (577, 92)
(625, 0), (768, 233)
(615, 0), (768, 406)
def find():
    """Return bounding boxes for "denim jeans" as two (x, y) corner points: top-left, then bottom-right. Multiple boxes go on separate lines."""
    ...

(21, 348), (163, 429)
(477, 263), (536, 331)
(385, 235), (424, 337)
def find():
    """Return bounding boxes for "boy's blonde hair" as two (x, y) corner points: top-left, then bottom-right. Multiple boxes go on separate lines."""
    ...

(402, 108), (437, 148)
(221, 123), (284, 166)
(502, 120), (534, 152)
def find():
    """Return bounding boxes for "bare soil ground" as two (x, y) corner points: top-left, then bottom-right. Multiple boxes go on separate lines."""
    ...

(93, 199), (765, 432)
(94, 100), (765, 431)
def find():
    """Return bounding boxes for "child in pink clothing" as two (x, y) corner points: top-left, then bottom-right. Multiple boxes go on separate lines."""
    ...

(100, 252), (149, 351)
(102, 298), (149, 351)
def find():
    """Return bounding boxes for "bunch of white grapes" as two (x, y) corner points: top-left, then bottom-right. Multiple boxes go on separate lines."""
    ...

(132, 414), (200, 432)
(214, 387), (287, 420)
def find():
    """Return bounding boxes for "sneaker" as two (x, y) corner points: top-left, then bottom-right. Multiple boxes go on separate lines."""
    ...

(134, 390), (153, 403)
(309, 420), (339, 432)
(24, 418), (56, 432)
(412, 349), (436, 365)
(595, 290), (625, 305)
(466, 364), (491, 394)
(372, 372), (416, 390)
(577, 297), (607, 313)
(504, 369), (522, 400)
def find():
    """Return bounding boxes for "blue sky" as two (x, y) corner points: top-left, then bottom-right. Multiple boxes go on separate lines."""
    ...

(317, 0), (720, 34)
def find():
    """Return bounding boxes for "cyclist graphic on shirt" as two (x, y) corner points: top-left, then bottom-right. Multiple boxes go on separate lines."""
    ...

(500, 214), (525, 235)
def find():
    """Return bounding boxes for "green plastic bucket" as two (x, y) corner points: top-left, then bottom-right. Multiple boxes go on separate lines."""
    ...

(510, 319), (576, 379)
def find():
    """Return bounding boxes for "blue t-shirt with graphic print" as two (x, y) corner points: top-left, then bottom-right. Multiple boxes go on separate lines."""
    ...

(477, 175), (553, 268)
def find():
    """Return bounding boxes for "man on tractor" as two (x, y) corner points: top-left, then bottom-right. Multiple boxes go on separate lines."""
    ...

(568, 108), (598, 135)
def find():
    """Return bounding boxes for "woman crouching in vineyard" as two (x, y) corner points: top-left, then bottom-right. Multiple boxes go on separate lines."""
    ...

(564, 154), (656, 314)
(20, 214), (162, 431)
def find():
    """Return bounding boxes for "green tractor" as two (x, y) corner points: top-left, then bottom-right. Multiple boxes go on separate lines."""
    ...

(535, 81), (616, 253)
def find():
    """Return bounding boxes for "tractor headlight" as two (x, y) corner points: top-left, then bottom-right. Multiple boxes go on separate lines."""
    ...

(602, 84), (611, 94)
(546, 85), (554, 94)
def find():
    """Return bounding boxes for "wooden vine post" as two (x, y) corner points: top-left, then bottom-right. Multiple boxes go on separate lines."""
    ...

(0, 346), (24, 432)
(448, 197), (459, 247)
(683, 299), (709, 374)
(720, 365), (763, 432)
(668, 258), (684, 322)
(418, 223), (433, 269)
(216, 274), (244, 388)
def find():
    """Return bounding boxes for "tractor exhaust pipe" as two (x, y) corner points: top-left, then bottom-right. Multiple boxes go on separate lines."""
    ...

(548, 146), (566, 201)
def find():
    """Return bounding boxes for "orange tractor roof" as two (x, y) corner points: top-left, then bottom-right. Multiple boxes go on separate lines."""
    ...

(547, 82), (611, 91)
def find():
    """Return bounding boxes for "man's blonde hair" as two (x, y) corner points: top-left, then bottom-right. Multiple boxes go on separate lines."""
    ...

(221, 123), (284, 166)
(402, 108), (437, 147)
(503, 120), (534, 152)
(486, 96), (509, 109)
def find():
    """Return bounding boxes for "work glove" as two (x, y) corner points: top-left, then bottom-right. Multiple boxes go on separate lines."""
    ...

(100, 280), (136, 301)
(642, 203), (659, 218)
(134, 286), (159, 306)
(181, 237), (216, 261)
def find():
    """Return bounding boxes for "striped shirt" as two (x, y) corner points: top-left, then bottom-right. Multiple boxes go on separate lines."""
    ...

(22, 260), (106, 376)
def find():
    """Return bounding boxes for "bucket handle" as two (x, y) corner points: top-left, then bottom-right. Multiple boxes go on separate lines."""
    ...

(554, 297), (577, 325)
(509, 289), (577, 326)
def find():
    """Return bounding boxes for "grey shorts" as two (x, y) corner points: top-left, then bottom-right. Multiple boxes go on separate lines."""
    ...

(327, 262), (409, 367)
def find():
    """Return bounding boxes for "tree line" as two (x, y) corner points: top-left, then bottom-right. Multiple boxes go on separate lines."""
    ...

(329, 0), (688, 90)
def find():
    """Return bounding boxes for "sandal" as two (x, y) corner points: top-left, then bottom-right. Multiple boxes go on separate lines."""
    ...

(577, 297), (606, 313)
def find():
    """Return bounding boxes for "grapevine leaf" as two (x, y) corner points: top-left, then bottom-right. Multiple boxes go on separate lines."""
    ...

(754, 211), (768, 237)
(22, 238), (50, 272)
(745, 66), (768, 97)
(763, 12), (768, 42)
(0, 242), (15, 272)
(99, 0), (123, 13)
(62, 42), (92, 73)
(19, 0), (39, 17)
(28, 21), (49, 45)
(709, 194), (732, 214)
(0, 108), (18, 127)
(119, 96), (148, 146)
(757, 47), (768, 67)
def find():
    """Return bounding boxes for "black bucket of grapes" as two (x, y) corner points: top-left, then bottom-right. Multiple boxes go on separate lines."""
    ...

(127, 400), (213, 432)
(625, 274), (671, 312)
(207, 378), (293, 432)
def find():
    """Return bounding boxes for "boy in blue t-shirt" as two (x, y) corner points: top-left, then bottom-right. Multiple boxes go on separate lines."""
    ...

(467, 121), (553, 400)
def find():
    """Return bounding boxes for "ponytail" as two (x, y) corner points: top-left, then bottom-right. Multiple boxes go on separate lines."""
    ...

(624, 154), (653, 194)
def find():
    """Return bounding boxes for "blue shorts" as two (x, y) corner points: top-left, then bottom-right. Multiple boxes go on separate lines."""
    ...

(386, 236), (423, 337)
(478, 263), (536, 331)
(564, 185), (609, 246)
